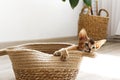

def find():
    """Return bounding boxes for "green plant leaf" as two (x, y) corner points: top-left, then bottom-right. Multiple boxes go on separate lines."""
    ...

(69, 0), (79, 9)
(83, 0), (91, 7)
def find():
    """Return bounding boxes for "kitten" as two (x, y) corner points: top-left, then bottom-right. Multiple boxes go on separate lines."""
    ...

(53, 28), (106, 61)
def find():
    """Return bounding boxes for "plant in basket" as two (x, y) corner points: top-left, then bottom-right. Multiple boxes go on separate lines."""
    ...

(62, 0), (91, 9)
(62, 0), (109, 40)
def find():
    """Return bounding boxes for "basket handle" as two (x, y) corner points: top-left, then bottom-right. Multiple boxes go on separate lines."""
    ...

(98, 9), (109, 17)
(80, 6), (91, 15)
(0, 48), (7, 56)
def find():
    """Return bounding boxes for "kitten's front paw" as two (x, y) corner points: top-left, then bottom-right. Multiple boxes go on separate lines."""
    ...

(90, 53), (96, 58)
(53, 51), (61, 56)
(83, 52), (96, 58)
(60, 49), (69, 61)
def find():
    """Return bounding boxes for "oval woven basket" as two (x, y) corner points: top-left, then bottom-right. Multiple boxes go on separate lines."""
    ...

(1, 43), (83, 80)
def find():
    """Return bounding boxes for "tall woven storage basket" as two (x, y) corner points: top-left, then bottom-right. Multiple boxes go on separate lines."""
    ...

(78, 7), (109, 40)
(0, 43), (83, 80)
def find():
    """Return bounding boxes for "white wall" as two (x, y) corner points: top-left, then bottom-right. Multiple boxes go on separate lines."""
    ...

(0, 0), (83, 42)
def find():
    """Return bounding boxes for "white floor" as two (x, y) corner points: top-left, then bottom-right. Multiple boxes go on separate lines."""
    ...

(0, 41), (120, 80)
(77, 42), (120, 80)
(0, 55), (15, 80)
(77, 54), (120, 80)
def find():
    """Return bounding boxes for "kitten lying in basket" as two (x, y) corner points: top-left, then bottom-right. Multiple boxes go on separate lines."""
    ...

(54, 28), (106, 61)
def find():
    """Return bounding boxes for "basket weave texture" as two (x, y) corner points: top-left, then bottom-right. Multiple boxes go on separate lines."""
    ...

(3, 43), (82, 80)
(78, 7), (109, 40)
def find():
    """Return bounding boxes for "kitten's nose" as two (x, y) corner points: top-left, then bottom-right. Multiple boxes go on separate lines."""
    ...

(88, 48), (91, 52)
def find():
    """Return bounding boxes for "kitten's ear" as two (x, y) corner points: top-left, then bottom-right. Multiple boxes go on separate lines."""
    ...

(79, 28), (88, 40)
(95, 39), (107, 49)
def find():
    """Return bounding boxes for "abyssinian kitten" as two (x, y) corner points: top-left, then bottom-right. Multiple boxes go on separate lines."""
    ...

(53, 28), (106, 61)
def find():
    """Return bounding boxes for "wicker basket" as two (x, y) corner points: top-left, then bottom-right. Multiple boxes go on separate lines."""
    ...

(78, 6), (109, 40)
(0, 43), (83, 80)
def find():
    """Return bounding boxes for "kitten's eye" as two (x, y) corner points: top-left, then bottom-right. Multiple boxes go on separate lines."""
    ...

(85, 43), (88, 46)
(92, 46), (95, 49)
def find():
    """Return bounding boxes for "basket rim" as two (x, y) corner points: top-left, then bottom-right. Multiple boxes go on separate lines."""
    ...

(80, 14), (109, 19)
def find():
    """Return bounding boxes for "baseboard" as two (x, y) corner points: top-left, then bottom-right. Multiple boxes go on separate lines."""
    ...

(107, 38), (120, 42)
